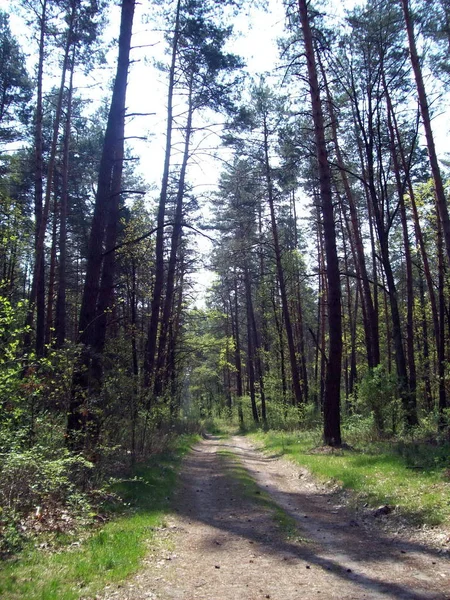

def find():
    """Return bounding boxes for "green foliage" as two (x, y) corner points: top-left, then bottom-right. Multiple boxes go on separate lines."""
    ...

(0, 446), (93, 556)
(0, 434), (198, 599)
(355, 365), (400, 434)
(0, 447), (93, 511)
(0, 11), (33, 142)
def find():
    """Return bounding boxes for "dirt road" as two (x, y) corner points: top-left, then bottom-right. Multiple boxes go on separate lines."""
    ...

(100, 435), (450, 600)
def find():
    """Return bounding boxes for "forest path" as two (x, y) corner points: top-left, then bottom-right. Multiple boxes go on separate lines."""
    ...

(100, 435), (450, 600)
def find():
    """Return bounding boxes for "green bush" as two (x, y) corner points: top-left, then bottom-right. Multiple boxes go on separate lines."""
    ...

(0, 446), (94, 513)
(356, 365), (400, 434)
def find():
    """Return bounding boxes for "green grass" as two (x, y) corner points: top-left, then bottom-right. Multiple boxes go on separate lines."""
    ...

(0, 434), (198, 600)
(218, 449), (307, 543)
(249, 430), (450, 526)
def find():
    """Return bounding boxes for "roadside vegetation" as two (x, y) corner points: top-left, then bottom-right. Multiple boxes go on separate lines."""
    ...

(0, 434), (198, 600)
(248, 422), (450, 528)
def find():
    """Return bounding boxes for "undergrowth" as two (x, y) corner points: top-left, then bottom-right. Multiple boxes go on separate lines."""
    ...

(0, 434), (198, 600)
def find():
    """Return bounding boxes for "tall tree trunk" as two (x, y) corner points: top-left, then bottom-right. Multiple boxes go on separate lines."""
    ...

(26, 0), (76, 356)
(55, 53), (75, 348)
(244, 266), (259, 424)
(389, 103), (440, 368)
(298, 0), (342, 445)
(352, 75), (411, 425)
(262, 113), (303, 406)
(31, 0), (46, 357)
(154, 79), (193, 399)
(67, 0), (135, 450)
(230, 276), (244, 426)
(386, 102), (418, 426)
(437, 214), (448, 428)
(401, 0), (450, 263)
(321, 54), (379, 370)
(271, 288), (287, 403)
(144, 0), (182, 391)
(401, 0), (450, 267)
(418, 273), (434, 412)
(45, 194), (58, 347)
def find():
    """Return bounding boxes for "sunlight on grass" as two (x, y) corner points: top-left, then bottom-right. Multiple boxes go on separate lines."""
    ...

(249, 430), (450, 526)
(0, 434), (198, 600)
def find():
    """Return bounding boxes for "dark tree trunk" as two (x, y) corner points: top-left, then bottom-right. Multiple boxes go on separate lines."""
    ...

(298, 0), (342, 445)
(67, 0), (135, 450)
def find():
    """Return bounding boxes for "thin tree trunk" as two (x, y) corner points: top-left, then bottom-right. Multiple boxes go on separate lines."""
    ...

(401, 0), (450, 267)
(271, 288), (287, 403)
(230, 276), (244, 426)
(262, 113), (303, 406)
(55, 53), (75, 348)
(321, 54), (379, 370)
(144, 0), (182, 390)
(437, 214), (447, 428)
(31, 0), (46, 357)
(154, 78), (193, 399)
(26, 1), (76, 356)
(244, 267), (259, 424)
(45, 193), (58, 347)
(386, 102), (418, 426)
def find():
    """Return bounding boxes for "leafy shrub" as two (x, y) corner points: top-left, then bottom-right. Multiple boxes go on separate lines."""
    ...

(0, 446), (94, 513)
(0, 508), (24, 556)
(266, 400), (307, 431)
(356, 365), (399, 434)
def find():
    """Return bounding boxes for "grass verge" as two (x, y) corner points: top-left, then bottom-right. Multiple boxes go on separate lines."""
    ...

(0, 434), (198, 600)
(248, 430), (450, 527)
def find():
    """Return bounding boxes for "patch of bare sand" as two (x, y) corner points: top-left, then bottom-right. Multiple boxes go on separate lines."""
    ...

(98, 435), (450, 600)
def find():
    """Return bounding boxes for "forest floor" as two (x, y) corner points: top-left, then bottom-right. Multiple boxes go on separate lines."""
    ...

(98, 435), (450, 600)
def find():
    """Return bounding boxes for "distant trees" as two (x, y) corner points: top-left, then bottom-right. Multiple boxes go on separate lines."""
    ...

(200, 0), (450, 440)
(143, 0), (243, 408)
(0, 0), (449, 463)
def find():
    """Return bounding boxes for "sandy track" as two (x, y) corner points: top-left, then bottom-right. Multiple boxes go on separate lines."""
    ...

(99, 435), (450, 600)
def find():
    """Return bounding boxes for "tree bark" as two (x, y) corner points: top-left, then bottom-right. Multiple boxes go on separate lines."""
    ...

(298, 0), (342, 445)
(55, 51), (75, 348)
(154, 77), (193, 399)
(67, 0), (135, 450)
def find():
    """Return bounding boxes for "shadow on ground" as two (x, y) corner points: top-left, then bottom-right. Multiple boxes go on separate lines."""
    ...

(172, 437), (449, 600)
